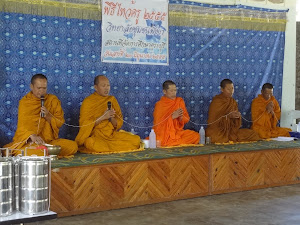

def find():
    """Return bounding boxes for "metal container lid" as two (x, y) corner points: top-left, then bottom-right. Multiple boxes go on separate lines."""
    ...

(20, 156), (50, 162)
(0, 157), (13, 162)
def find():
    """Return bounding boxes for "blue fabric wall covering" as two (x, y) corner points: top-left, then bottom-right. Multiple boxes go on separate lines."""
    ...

(0, 6), (286, 146)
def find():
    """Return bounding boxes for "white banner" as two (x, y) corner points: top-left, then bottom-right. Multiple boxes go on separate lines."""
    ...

(101, 0), (169, 65)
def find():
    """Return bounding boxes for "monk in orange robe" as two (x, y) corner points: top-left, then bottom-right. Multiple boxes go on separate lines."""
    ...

(75, 75), (141, 154)
(4, 74), (78, 156)
(206, 79), (260, 143)
(251, 83), (291, 139)
(152, 80), (200, 147)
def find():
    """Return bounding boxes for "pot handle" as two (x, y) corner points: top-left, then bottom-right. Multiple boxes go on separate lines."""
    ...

(0, 148), (12, 157)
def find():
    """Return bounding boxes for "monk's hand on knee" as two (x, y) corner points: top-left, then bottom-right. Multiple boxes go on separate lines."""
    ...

(29, 134), (45, 145)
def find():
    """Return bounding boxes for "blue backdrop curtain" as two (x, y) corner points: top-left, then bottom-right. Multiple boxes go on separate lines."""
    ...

(0, 0), (287, 146)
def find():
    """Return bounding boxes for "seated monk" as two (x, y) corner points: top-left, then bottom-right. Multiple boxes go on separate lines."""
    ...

(75, 75), (141, 154)
(251, 83), (291, 139)
(4, 74), (78, 156)
(206, 79), (260, 143)
(152, 80), (200, 147)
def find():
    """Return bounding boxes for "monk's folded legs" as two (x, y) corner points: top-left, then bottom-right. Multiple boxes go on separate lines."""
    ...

(163, 129), (200, 146)
(83, 132), (141, 153)
(236, 129), (260, 142)
(177, 130), (200, 145)
(10, 139), (78, 156)
(50, 139), (78, 156)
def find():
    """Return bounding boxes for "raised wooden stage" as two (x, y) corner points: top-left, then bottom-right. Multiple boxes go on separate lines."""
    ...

(50, 141), (300, 217)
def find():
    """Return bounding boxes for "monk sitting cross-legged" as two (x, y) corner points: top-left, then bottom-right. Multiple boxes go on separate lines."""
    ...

(251, 83), (291, 139)
(152, 80), (200, 147)
(75, 75), (141, 154)
(206, 79), (260, 144)
(4, 73), (78, 156)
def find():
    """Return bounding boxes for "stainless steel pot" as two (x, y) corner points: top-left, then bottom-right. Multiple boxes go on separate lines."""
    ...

(19, 156), (50, 215)
(20, 187), (49, 201)
(20, 175), (48, 189)
(20, 199), (48, 215)
(0, 157), (14, 217)
(0, 189), (12, 203)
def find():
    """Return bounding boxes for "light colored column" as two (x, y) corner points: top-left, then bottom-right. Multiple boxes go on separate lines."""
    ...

(280, 0), (296, 129)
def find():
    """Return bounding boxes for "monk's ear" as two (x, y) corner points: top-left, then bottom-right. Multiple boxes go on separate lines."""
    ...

(163, 89), (167, 95)
(220, 87), (224, 93)
(30, 83), (33, 91)
(94, 85), (97, 91)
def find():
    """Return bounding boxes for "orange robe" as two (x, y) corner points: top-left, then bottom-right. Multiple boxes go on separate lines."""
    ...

(206, 94), (260, 143)
(251, 94), (291, 139)
(153, 96), (200, 147)
(75, 92), (141, 154)
(4, 92), (78, 156)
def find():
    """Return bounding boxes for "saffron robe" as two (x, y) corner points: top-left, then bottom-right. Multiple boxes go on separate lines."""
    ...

(153, 96), (200, 147)
(75, 92), (141, 154)
(4, 92), (78, 156)
(251, 94), (291, 139)
(206, 94), (260, 143)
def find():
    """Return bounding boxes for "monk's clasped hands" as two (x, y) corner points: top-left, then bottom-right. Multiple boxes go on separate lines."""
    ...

(172, 108), (183, 119)
(229, 111), (241, 119)
(266, 101), (274, 114)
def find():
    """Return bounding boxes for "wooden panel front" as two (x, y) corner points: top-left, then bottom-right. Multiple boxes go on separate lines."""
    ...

(50, 168), (75, 212)
(169, 156), (209, 197)
(246, 152), (265, 187)
(50, 155), (209, 216)
(50, 148), (300, 216)
(211, 148), (300, 194)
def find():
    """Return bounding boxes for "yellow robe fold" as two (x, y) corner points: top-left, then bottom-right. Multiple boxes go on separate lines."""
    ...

(206, 94), (260, 143)
(4, 92), (78, 156)
(251, 94), (291, 139)
(153, 96), (200, 147)
(75, 92), (141, 154)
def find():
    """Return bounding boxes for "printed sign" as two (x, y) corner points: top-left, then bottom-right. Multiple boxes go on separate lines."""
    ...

(101, 0), (169, 65)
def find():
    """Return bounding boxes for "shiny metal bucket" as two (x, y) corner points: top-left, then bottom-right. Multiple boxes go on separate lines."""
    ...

(0, 157), (14, 217)
(19, 156), (50, 215)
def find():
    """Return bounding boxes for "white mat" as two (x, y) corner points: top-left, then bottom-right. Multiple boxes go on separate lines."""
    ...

(270, 137), (295, 141)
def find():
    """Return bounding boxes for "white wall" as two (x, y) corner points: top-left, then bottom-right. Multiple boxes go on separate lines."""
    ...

(297, 0), (300, 21)
(280, 0), (296, 129)
(187, 0), (297, 129)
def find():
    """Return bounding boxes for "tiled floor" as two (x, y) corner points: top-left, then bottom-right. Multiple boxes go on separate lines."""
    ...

(28, 184), (300, 225)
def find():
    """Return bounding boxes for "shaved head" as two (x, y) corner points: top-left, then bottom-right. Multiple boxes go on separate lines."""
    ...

(220, 79), (233, 88)
(94, 75), (109, 85)
(262, 83), (273, 91)
(31, 73), (47, 85)
(261, 83), (273, 100)
(94, 75), (110, 96)
(163, 80), (176, 91)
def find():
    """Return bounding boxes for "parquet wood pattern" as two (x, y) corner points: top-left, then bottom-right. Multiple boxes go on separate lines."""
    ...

(51, 148), (300, 217)
(211, 148), (300, 193)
